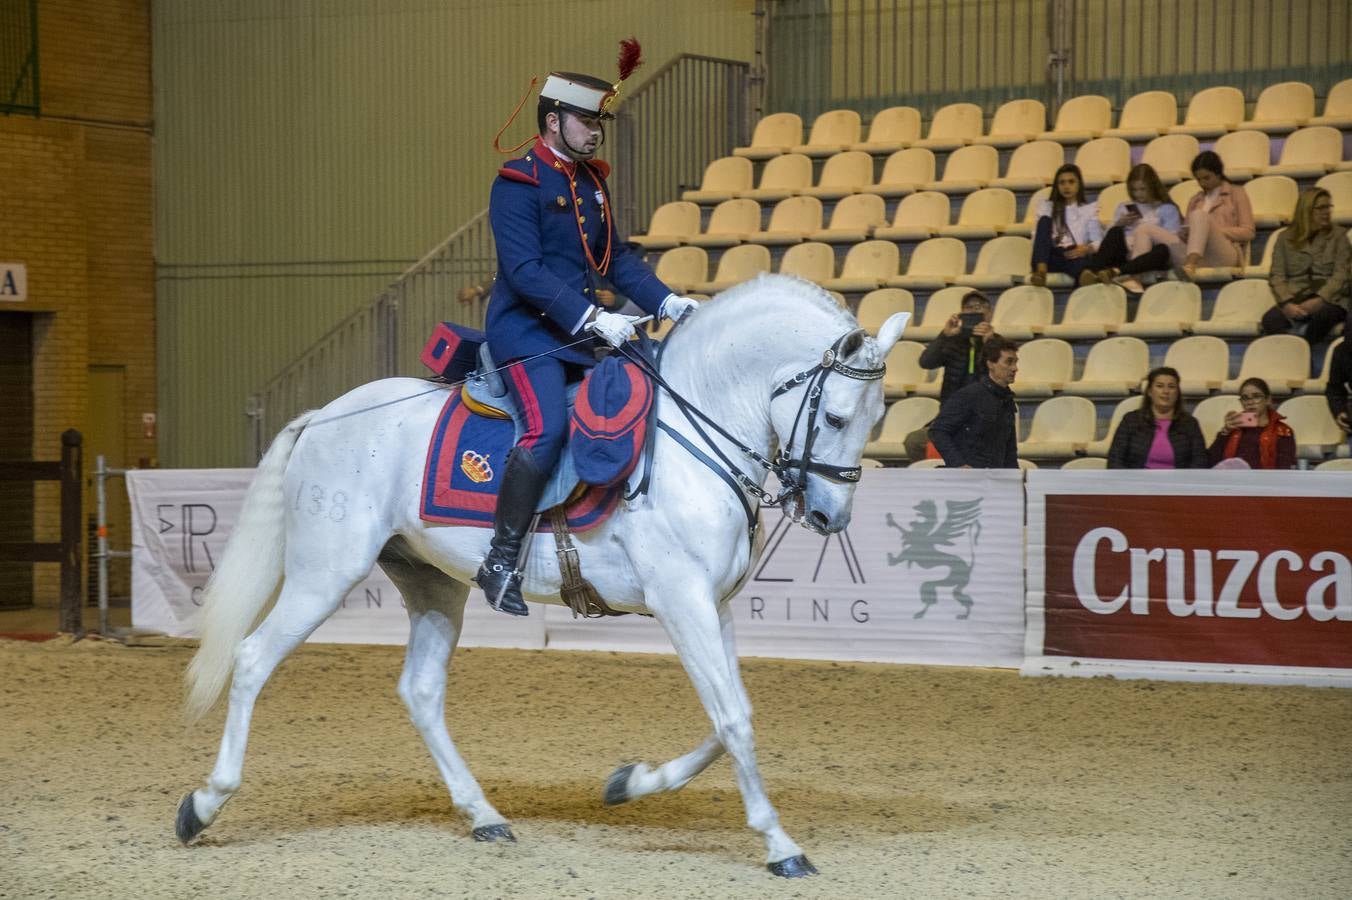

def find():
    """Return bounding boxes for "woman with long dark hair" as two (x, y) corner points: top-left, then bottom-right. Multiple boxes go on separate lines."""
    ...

(1208, 377), (1297, 469)
(1029, 163), (1102, 286)
(1178, 150), (1255, 281)
(1107, 366), (1208, 468)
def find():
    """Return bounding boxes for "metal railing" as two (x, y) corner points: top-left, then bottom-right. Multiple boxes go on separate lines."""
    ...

(0, 0), (39, 115)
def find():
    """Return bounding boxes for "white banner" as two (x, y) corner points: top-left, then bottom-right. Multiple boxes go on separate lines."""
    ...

(127, 468), (1026, 666)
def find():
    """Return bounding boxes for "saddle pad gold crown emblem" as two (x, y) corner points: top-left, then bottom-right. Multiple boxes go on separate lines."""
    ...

(460, 450), (494, 483)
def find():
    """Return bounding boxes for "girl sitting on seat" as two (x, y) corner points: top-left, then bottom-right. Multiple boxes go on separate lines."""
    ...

(1084, 163), (1184, 294)
(1029, 163), (1102, 287)
(1207, 377), (1296, 469)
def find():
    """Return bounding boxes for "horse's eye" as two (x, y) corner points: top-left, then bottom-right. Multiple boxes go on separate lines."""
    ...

(824, 413), (845, 429)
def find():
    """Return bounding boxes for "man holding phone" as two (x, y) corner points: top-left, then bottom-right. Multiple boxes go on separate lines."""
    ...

(903, 291), (998, 460)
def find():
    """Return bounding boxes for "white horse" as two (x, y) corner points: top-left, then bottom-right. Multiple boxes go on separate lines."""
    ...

(177, 274), (909, 876)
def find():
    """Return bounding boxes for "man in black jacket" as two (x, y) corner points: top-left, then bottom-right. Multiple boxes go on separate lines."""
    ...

(928, 336), (1020, 468)
(903, 291), (996, 459)
(1325, 337), (1351, 438)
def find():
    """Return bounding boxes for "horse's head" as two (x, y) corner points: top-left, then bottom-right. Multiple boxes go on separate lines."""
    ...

(769, 310), (909, 534)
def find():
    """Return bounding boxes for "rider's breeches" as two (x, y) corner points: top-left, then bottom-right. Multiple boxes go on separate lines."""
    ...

(504, 355), (582, 474)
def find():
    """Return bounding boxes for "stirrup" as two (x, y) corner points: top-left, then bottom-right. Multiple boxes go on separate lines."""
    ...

(475, 560), (529, 616)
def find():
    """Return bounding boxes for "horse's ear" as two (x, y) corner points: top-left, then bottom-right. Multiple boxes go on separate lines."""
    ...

(874, 312), (911, 355)
(839, 327), (867, 360)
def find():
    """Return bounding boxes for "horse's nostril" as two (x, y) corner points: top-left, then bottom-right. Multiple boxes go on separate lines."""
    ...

(808, 510), (830, 530)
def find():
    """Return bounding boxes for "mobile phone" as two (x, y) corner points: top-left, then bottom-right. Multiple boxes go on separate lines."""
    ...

(958, 312), (985, 332)
(1124, 203), (1140, 215)
(1236, 411), (1258, 428)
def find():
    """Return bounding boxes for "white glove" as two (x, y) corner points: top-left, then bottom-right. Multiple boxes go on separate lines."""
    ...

(660, 294), (700, 322)
(588, 310), (641, 348)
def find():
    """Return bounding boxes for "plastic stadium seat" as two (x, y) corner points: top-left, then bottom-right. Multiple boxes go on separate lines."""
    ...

(733, 112), (803, 159)
(1220, 334), (1311, 395)
(1018, 396), (1097, 458)
(888, 237), (966, 290)
(857, 288), (915, 336)
(654, 246), (707, 294)
(925, 144), (999, 194)
(849, 106), (923, 153)
(882, 342), (940, 399)
(822, 240), (900, 293)
(989, 140), (1064, 192)
(1192, 394), (1241, 441)
(990, 284), (1055, 340)
(957, 235), (1033, 289)
(739, 153), (813, 202)
(694, 244), (771, 294)
(906, 286), (966, 341)
(811, 193), (888, 243)
(914, 102), (984, 151)
(688, 198), (760, 248)
(1003, 187), (1050, 238)
(801, 150), (874, 200)
(1238, 81), (1315, 134)
(860, 457), (884, 469)
(1193, 279), (1273, 337)
(1169, 179), (1201, 210)
(1265, 126), (1343, 179)
(1085, 396), (1141, 457)
(777, 241), (836, 285)
(973, 98), (1047, 148)
(1245, 175), (1300, 228)
(1163, 335), (1230, 395)
(1011, 338), (1074, 397)
(1061, 456), (1108, 469)
(1118, 281), (1202, 338)
(1304, 337), (1344, 391)
(757, 196), (822, 245)
(1171, 86), (1245, 138)
(1315, 172), (1352, 226)
(1213, 130), (1271, 182)
(1310, 78), (1352, 129)
(939, 188), (1018, 239)
(1104, 90), (1178, 140)
(791, 109), (863, 158)
(906, 457), (945, 469)
(1095, 182), (1130, 228)
(876, 148), (937, 197)
(1038, 94), (1112, 144)
(1317, 458), (1352, 470)
(1278, 395), (1346, 459)
(1074, 137), (1132, 189)
(1247, 226), (1284, 278)
(863, 396), (940, 459)
(1017, 458), (1040, 470)
(683, 156), (753, 203)
(1063, 336), (1151, 397)
(826, 290), (848, 308)
(632, 201), (701, 250)
(1043, 283), (1127, 340)
(874, 191), (950, 241)
(1140, 134), (1201, 184)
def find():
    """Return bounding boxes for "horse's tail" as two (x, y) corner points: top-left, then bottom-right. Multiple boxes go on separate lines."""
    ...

(183, 411), (316, 722)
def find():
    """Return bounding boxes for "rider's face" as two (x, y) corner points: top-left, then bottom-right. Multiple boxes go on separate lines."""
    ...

(548, 110), (603, 158)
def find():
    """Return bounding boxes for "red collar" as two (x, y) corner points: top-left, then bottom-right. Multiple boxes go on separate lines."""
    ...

(532, 138), (575, 175)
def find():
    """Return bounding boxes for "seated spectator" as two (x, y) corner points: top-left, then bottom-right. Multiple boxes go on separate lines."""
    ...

(1260, 187), (1350, 345)
(928, 336), (1020, 469)
(1207, 377), (1296, 469)
(1107, 366), (1208, 468)
(1029, 164), (1102, 286)
(1085, 163), (1184, 294)
(1326, 337), (1352, 454)
(903, 291), (996, 459)
(1178, 150), (1255, 281)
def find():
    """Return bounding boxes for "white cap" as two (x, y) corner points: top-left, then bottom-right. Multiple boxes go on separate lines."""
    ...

(540, 72), (617, 118)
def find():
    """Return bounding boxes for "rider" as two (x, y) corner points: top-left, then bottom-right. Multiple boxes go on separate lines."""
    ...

(476, 60), (699, 617)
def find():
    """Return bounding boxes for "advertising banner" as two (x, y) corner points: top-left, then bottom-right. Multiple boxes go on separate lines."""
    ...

(1025, 470), (1352, 686)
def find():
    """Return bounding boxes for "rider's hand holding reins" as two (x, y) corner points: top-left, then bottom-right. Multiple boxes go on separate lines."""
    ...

(660, 294), (700, 322)
(588, 309), (642, 348)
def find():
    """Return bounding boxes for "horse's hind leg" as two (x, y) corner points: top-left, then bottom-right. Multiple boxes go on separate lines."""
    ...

(380, 545), (514, 842)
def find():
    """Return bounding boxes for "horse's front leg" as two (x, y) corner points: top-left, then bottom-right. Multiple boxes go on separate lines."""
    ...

(651, 587), (816, 877)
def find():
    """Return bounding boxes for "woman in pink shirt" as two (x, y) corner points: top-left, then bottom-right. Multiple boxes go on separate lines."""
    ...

(1179, 151), (1256, 281)
(1107, 367), (1208, 468)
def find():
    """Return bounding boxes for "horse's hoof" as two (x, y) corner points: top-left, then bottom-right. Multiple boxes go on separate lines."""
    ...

(472, 823), (516, 843)
(767, 854), (818, 878)
(175, 793), (207, 845)
(602, 763), (638, 807)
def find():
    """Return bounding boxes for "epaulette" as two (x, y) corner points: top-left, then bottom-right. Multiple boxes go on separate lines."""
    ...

(587, 159), (611, 179)
(498, 157), (540, 186)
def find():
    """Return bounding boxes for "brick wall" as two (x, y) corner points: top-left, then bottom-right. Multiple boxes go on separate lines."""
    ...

(0, 1), (153, 609)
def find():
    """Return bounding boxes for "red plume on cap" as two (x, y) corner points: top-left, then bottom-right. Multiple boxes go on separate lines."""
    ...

(617, 37), (643, 83)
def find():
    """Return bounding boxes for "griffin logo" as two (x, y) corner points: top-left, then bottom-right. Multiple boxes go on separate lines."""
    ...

(886, 498), (983, 620)
(460, 450), (494, 484)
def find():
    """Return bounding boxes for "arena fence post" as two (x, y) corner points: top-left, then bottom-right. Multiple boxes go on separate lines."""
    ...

(59, 429), (83, 636)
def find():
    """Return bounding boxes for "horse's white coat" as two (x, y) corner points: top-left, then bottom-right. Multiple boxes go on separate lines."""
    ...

(181, 274), (908, 869)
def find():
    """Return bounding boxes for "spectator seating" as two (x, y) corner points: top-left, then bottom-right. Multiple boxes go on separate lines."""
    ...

(802, 150), (874, 199)
(863, 396), (940, 459)
(875, 191), (950, 240)
(1062, 336), (1151, 396)
(1265, 126), (1343, 178)
(823, 240), (899, 293)
(741, 153), (813, 201)
(939, 188), (1017, 239)
(1311, 78), (1352, 129)
(812, 193), (887, 243)
(857, 288), (915, 336)
(1075, 137), (1132, 188)
(1238, 81), (1315, 134)
(1316, 458), (1352, 470)
(849, 106), (922, 153)
(860, 457), (884, 468)
(1010, 338), (1073, 397)
(1141, 133), (1200, 183)
(906, 458), (944, 469)
(1213, 129), (1270, 181)
(906, 286), (966, 340)
(989, 140), (1064, 191)
(778, 241), (835, 283)
(1245, 175), (1299, 228)
(1221, 334), (1310, 395)
(1192, 394), (1240, 439)
(876, 147), (937, 196)
(882, 341), (939, 399)
(1247, 226), (1284, 277)
(1105, 90), (1177, 140)
(1278, 395), (1346, 459)
(688, 198), (759, 247)
(633, 201), (700, 250)
(925, 144), (999, 193)
(1164, 335), (1230, 395)
(1316, 172), (1352, 225)
(1118, 281), (1202, 338)
(1303, 337), (1344, 391)
(992, 286), (1055, 340)
(733, 112), (802, 159)
(1170, 179), (1201, 209)
(1038, 94), (1111, 144)
(1171, 86), (1245, 138)
(1085, 396), (1140, 456)
(888, 237), (966, 290)
(1018, 395), (1097, 458)
(1003, 187), (1050, 237)
(957, 235), (1032, 289)
(683, 156), (752, 203)
(1043, 283), (1127, 340)
(694, 243), (770, 294)
(1062, 456), (1108, 469)
(791, 109), (862, 157)
(826, 290), (848, 307)
(1096, 182), (1130, 227)
(1193, 279), (1271, 337)
(654, 245), (707, 294)
(759, 196), (822, 244)
(973, 98), (1046, 148)
(914, 101), (984, 150)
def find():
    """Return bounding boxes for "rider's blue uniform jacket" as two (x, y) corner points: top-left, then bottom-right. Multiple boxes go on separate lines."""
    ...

(485, 138), (672, 368)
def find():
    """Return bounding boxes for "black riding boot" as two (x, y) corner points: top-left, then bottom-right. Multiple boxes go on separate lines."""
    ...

(474, 447), (547, 616)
